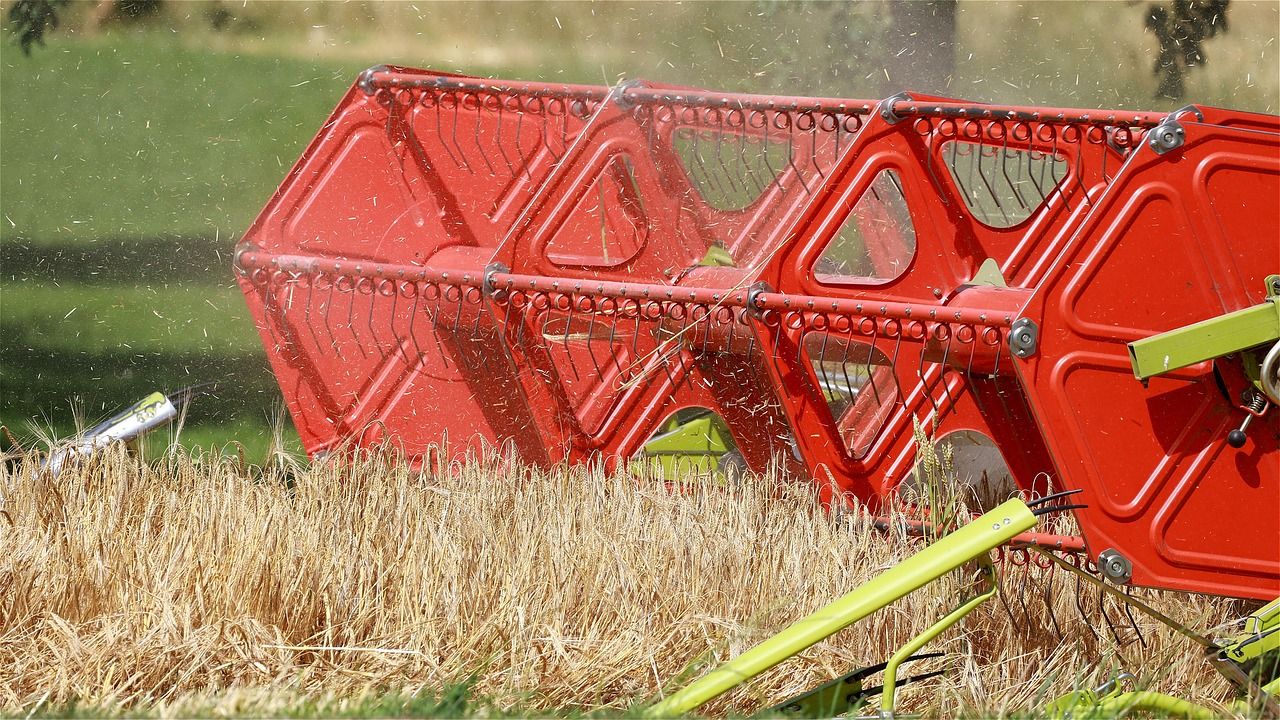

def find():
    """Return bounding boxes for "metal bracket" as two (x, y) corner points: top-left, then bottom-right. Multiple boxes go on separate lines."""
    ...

(357, 64), (390, 96)
(746, 280), (773, 318)
(1148, 120), (1186, 154)
(1167, 104), (1205, 124)
(1098, 548), (1133, 584)
(609, 78), (645, 110)
(879, 92), (913, 125)
(483, 262), (510, 295)
(1009, 317), (1039, 359)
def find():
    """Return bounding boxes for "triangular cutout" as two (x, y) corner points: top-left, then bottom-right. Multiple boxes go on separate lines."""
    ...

(545, 154), (649, 267)
(814, 169), (916, 284)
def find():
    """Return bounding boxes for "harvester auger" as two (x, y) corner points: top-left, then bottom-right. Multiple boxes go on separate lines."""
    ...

(235, 66), (1280, 715)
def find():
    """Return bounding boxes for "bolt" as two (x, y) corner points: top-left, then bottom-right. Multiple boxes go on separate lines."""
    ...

(1018, 331), (1032, 344)
(1162, 131), (1175, 144)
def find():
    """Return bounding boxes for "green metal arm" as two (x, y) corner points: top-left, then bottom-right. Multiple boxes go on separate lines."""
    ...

(878, 559), (998, 715)
(1128, 275), (1280, 381)
(644, 499), (1037, 717)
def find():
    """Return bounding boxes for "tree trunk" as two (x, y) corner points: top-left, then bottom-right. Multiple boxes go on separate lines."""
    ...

(878, 0), (958, 96)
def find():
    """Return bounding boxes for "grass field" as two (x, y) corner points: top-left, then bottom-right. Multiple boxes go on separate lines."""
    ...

(0, 445), (1254, 718)
(3, 3), (1277, 461)
(0, 35), (364, 458)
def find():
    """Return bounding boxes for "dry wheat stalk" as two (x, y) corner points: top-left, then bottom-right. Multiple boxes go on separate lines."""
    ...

(0, 443), (1248, 717)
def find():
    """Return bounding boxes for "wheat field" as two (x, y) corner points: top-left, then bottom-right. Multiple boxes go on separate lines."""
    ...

(0, 442), (1253, 717)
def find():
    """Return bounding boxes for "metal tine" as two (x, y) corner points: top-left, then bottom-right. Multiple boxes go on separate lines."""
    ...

(1122, 588), (1149, 648)
(838, 323), (857, 404)
(783, 113), (813, 196)
(965, 136), (980, 220)
(450, 97), (474, 174)
(1098, 585), (1130, 648)
(322, 282), (343, 360)
(948, 140), (978, 223)
(937, 325), (956, 410)
(303, 280), (324, 353)
(688, 126), (724, 202)
(863, 320), (885, 407)
(513, 299), (528, 349)
(724, 305), (738, 354)
(471, 289), (485, 337)
(1042, 556), (1065, 640)
(494, 94), (516, 177)
(808, 115), (826, 181)
(432, 91), (465, 169)
(760, 113), (785, 193)
(1071, 135), (1093, 208)
(812, 329), (832, 413)
(740, 129), (768, 198)
(407, 289), (425, 365)
(976, 130), (1011, 226)
(451, 286), (466, 335)
(367, 286), (387, 359)
(887, 329), (908, 417)
(387, 283), (407, 362)
(603, 307), (626, 378)
(1024, 139), (1048, 208)
(1026, 488), (1084, 508)
(561, 302), (582, 383)
(920, 121), (951, 209)
(346, 284), (368, 359)
(1073, 571), (1106, 643)
(916, 327), (941, 418)
(429, 287), (452, 370)
(472, 93), (497, 176)
(582, 306), (605, 382)
(999, 126), (1031, 213)
(541, 101), (561, 162)
(630, 305), (643, 367)
(1048, 131), (1071, 212)
(513, 99), (534, 182)
(713, 113), (744, 198)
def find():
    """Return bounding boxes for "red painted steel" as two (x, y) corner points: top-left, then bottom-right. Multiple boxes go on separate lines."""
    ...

(236, 66), (1278, 600)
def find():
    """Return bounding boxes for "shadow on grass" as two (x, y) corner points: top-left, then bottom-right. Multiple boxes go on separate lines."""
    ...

(0, 334), (280, 441)
(2, 234), (231, 284)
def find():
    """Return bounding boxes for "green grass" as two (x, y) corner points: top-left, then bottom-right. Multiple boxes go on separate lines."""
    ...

(0, 34), (361, 460)
(1, 11), (1275, 464)
(0, 33), (359, 245)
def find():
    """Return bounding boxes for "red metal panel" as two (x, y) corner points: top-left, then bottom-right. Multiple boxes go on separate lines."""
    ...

(1011, 122), (1280, 599)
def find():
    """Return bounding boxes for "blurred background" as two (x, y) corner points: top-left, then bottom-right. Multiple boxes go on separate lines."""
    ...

(2, 0), (1276, 459)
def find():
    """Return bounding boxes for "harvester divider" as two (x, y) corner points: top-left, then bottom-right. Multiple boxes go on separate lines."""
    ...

(643, 498), (1037, 717)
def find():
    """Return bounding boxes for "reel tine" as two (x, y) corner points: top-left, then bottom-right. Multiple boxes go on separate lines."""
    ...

(976, 132), (1011, 226)
(1000, 127), (1030, 213)
(451, 99), (474, 174)
(1074, 572), (1105, 643)
(346, 283), (367, 359)
(472, 94), (496, 176)
(494, 95), (515, 177)
(583, 307), (604, 382)
(387, 282), (405, 362)
(367, 284), (386, 359)
(408, 287), (424, 365)
(1123, 588), (1148, 649)
(303, 278), (323, 353)
(431, 91), (464, 169)
(323, 280), (342, 360)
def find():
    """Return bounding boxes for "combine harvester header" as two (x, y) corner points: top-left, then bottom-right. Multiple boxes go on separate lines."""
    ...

(236, 66), (1279, 715)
